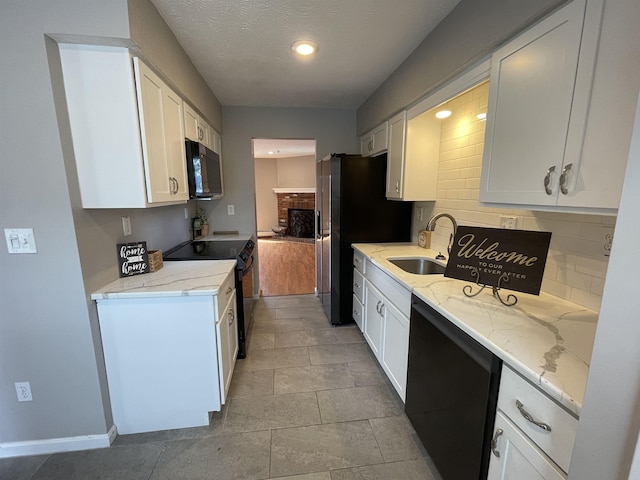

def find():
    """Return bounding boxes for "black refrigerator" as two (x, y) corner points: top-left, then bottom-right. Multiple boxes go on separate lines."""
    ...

(316, 153), (413, 325)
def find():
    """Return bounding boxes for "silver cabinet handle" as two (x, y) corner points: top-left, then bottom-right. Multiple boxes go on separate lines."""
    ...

(516, 400), (552, 432)
(559, 163), (572, 195)
(228, 309), (235, 325)
(355, 282), (360, 288)
(376, 301), (382, 314)
(168, 177), (174, 194)
(544, 165), (556, 195)
(354, 258), (360, 264)
(395, 181), (399, 193)
(379, 303), (385, 316)
(353, 309), (360, 316)
(226, 286), (233, 294)
(491, 428), (503, 457)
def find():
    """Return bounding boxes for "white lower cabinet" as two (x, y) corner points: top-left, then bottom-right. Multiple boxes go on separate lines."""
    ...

(217, 291), (238, 404)
(95, 274), (237, 434)
(362, 259), (411, 401)
(488, 412), (566, 480)
(489, 366), (578, 479)
(380, 298), (410, 400)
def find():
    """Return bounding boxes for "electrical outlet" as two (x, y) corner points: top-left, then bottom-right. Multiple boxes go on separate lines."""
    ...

(184, 207), (189, 220)
(499, 216), (519, 230)
(227, 205), (235, 215)
(602, 226), (614, 257)
(15, 381), (32, 402)
(122, 216), (132, 236)
(416, 207), (424, 222)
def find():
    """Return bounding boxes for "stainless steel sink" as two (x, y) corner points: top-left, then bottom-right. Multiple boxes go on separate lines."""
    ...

(387, 257), (446, 275)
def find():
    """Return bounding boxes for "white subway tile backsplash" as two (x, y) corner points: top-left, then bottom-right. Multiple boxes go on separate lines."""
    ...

(418, 81), (613, 312)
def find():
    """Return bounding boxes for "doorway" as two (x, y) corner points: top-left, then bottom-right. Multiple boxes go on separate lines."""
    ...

(252, 138), (317, 297)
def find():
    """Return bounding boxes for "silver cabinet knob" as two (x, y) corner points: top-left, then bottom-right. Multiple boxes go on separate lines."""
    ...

(228, 309), (235, 325)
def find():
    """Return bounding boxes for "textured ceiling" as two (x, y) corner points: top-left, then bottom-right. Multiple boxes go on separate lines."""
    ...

(150, 0), (462, 109)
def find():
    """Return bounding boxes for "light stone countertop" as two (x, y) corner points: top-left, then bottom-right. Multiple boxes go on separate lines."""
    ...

(352, 242), (598, 417)
(91, 260), (236, 300)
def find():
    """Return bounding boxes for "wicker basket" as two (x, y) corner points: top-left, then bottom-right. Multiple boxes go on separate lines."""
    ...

(148, 250), (163, 272)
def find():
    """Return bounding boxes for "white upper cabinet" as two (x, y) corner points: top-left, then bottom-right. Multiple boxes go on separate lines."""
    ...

(480, 0), (637, 213)
(183, 102), (219, 153)
(134, 58), (188, 203)
(60, 44), (188, 208)
(360, 121), (389, 157)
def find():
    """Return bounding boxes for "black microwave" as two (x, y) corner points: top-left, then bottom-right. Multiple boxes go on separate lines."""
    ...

(185, 140), (223, 199)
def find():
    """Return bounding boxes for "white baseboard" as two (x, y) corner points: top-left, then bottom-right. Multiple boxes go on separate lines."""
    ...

(0, 424), (117, 458)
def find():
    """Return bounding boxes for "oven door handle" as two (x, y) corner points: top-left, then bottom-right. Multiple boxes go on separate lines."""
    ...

(242, 254), (254, 275)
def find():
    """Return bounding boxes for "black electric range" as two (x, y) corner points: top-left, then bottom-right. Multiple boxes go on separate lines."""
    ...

(163, 237), (255, 358)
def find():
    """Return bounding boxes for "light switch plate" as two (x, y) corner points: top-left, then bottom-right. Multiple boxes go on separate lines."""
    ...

(5, 228), (37, 254)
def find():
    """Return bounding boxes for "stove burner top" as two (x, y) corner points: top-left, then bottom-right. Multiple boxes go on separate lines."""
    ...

(163, 238), (255, 269)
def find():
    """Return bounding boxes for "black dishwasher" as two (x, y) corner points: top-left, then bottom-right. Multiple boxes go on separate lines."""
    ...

(405, 295), (501, 480)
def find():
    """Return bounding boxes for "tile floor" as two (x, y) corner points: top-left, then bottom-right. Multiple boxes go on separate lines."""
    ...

(1, 295), (441, 480)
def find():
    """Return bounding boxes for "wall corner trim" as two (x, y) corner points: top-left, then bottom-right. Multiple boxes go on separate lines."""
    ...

(0, 424), (117, 459)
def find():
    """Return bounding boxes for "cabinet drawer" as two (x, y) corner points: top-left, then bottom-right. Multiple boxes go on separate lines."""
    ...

(498, 366), (578, 473)
(352, 294), (363, 331)
(353, 250), (365, 274)
(215, 270), (236, 314)
(353, 269), (364, 304)
(364, 260), (410, 316)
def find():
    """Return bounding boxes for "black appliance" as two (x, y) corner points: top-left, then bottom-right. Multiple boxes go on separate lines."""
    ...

(316, 153), (413, 325)
(185, 140), (223, 199)
(405, 295), (502, 480)
(163, 238), (255, 358)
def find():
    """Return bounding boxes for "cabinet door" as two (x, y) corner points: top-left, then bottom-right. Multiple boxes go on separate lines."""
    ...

(183, 102), (199, 142)
(381, 300), (409, 401)
(360, 132), (373, 157)
(480, 0), (586, 206)
(371, 121), (388, 156)
(217, 292), (237, 404)
(363, 281), (384, 359)
(488, 412), (566, 480)
(162, 87), (188, 200)
(211, 129), (222, 154)
(135, 59), (173, 203)
(386, 112), (405, 199)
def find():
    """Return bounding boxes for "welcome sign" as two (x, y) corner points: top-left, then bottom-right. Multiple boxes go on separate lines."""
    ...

(444, 226), (551, 295)
(117, 241), (150, 278)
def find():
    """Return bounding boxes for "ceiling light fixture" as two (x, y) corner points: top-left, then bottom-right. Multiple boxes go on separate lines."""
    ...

(477, 112), (487, 120)
(292, 40), (318, 56)
(268, 151), (274, 155)
(435, 110), (452, 119)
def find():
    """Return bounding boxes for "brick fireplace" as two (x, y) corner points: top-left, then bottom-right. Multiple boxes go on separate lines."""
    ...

(276, 192), (315, 238)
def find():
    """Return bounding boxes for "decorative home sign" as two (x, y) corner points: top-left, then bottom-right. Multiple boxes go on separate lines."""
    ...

(444, 226), (552, 295)
(117, 241), (150, 278)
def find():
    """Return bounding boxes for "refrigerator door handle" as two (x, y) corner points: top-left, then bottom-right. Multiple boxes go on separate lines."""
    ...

(316, 210), (321, 239)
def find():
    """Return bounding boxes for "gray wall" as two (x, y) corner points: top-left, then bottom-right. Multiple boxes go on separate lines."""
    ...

(204, 106), (357, 293)
(127, 0), (223, 132)
(204, 107), (357, 238)
(357, 0), (567, 133)
(0, 0), (221, 445)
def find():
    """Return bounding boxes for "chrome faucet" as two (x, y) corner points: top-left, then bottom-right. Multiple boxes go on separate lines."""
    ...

(425, 212), (458, 257)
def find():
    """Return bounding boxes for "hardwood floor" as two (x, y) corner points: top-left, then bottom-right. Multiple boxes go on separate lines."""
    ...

(257, 238), (315, 297)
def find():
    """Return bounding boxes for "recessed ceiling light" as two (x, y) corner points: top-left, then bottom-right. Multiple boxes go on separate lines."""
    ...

(292, 40), (318, 56)
(435, 110), (452, 119)
(268, 151), (274, 155)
